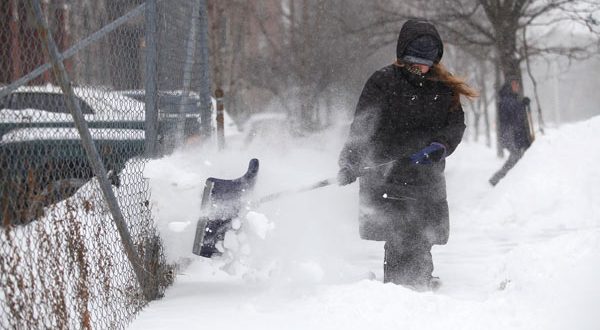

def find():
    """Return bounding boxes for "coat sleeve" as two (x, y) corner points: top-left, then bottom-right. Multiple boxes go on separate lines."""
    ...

(433, 97), (466, 156)
(338, 72), (384, 172)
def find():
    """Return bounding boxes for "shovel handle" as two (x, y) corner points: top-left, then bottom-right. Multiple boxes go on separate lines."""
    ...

(257, 177), (337, 204)
(255, 158), (410, 205)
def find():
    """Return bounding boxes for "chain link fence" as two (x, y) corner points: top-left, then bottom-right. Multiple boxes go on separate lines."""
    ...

(154, 0), (212, 152)
(0, 0), (213, 328)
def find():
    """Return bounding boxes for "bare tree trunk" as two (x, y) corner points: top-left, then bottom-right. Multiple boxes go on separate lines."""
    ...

(480, 61), (491, 147)
(8, 0), (22, 82)
(469, 101), (480, 142)
(299, 0), (313, 130)
(552, 62), (561, 127)
(522, 26), (544, 135)
(494, 58), (504, 158)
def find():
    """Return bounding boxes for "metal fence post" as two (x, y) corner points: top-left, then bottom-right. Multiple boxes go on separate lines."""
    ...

(176, 0), (201, 148)
(198, 0), (212, 140)
(215, 88), (225, 149)
(145, 0), (158, 157)
(30, 0), (155, 301)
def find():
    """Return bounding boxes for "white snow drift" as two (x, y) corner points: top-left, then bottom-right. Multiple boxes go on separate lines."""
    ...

(132, 116), (600, 330)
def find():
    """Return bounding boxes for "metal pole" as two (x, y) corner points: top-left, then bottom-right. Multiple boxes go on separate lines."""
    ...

(145, 0), (159, 157)
(198, 0), (212, 140)
(215, 88), (225, 149)
(176, 0), (201, 147)
(0, 3), (148, 100)
(30, 0), (154, 301)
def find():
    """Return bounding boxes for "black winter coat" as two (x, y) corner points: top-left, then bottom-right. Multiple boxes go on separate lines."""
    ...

(339, 20), (465, 245)
(339, 64), (465, 245)
(498, 84), (532, 151)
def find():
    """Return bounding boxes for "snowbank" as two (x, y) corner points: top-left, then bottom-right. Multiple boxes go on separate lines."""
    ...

(134, 115), (600, 330)
(473, 116), (600, 232)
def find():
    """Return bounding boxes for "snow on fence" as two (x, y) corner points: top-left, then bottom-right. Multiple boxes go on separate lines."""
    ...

(0, 0), (212, 328)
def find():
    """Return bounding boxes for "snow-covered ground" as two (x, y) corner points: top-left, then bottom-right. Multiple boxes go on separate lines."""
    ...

(131, 116), (600, 330)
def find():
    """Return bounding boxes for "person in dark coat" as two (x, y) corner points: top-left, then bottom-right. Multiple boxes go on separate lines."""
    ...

(489, 77), (533, 186)
(337, 19), (477, 290)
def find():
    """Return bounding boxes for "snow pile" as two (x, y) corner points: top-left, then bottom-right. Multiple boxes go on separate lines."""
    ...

(494, 229), (600, 330)
(142, 151), (206, 262)
(134, 115), (600, 330)
(473, 117), (600, 233)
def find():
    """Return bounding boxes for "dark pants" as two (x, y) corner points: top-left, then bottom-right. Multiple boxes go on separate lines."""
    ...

(489, 148), (525, 186)
(383, 235), (433, 287)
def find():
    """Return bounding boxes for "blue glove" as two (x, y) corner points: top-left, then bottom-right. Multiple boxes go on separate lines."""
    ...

(410, 142), (447, 165)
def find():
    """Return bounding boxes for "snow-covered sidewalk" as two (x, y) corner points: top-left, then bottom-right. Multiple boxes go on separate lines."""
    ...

(130, 118), (600, 330)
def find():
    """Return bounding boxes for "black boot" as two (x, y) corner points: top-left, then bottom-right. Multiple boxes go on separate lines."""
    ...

(383, 241), (404, 285)
(383, 240), (435, 290)
(428, 276), (442, 291)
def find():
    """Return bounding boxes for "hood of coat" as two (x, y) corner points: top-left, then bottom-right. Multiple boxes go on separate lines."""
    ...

(396, 20), (444, 64)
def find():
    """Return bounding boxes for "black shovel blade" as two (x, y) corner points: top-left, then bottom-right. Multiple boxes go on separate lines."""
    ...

(192, 159), (259, 257)
(194, 218), (232, 258)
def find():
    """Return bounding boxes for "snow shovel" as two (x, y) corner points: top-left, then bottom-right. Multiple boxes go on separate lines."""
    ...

(192, 158), (260, 257)
(191, 158), (407, 258)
